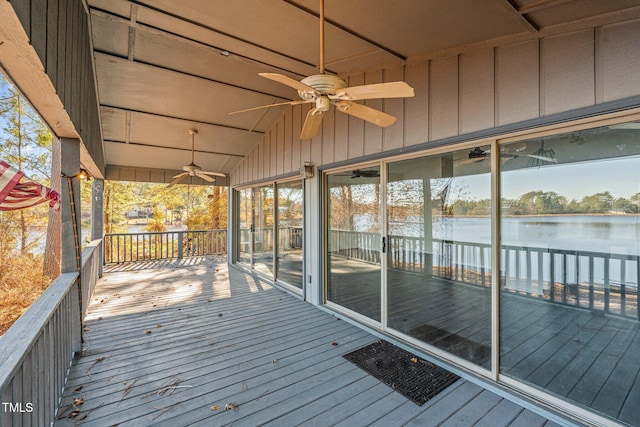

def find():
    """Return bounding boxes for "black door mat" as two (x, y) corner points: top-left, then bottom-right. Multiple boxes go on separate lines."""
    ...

(343, 340), (460, 406)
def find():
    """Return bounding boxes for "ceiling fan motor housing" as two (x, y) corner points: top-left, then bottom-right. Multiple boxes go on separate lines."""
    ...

(299, 74), (347, 99)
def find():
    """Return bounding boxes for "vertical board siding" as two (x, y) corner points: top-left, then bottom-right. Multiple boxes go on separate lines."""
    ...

(598, 20), (640, 103)
(231, 19), (640, 186)
(284, 108), (293, 173)
(270, 127), (277, 177)
(300, 104), (312, 164)
(496, 39), (540, 125)
(322, 107), (335, 164)
(541, 29), (595, 116)
(459, 48), (495, 134)
(364, 70), (383, 156)
(31, 0), (47, 66)
(334, 102), (349, 162)
(347, 74), (366, 159)
(11, 0), (105, 175)
(292, 105), (303, 169)
(45, 0), (58, 83)
(310, 125), (323, 166)
(382, 66), (406, 151)
(277, 117), (285, 175)
(430, 55), (459, 140)
(404, 62), (430, 146)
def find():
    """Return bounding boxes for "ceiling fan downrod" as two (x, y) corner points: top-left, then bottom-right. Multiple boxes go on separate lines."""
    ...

(319, 0), (325, 74)
(188, 129), (197, 165)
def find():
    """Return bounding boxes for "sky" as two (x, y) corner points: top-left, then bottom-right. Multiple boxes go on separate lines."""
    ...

(454, 155), (640, 202)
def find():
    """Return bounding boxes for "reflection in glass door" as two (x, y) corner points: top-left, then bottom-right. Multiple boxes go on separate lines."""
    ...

(237, 188), (252, 266)
(386, 151), (492, 369)
(327, 167), (382, 322)
(276, 181), (304, 288)
(253, 185), (274, 278)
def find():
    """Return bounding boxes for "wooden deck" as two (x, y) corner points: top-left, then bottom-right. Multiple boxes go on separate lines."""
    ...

(327, 257), (640, 426)
(54, 257), (567, 426)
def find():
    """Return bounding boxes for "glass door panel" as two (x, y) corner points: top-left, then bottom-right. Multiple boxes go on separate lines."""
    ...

(499, 123), (640, 425)
(276, 181), (304, 288)
(237, 188), (252, 266)
(386, 149), (492, 369)
(327, 167), (382, 321)
(253, 185), (274, 278)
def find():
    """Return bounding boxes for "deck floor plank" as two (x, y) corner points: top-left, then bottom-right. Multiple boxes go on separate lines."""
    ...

(55, 258), (566, 426)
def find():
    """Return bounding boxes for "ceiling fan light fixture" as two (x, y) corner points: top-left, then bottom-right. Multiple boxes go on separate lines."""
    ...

(167, 129), (226, 187)
(228, 0), (414, 140)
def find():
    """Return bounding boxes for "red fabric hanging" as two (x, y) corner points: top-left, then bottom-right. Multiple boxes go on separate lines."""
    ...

(0, 161), (60, 212)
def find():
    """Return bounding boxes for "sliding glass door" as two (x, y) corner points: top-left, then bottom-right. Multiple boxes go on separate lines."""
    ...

(322, 117), (640, 425)
(253, 185), (274, 278)
(237, 188), (252, 266)
(235, 180), (304, 291)
(499, 122), (640, 425)
(325, 151), (492, 368)
(386, 150), (492, 369)
(326, 166), (382, 321)
(276, 181), (304, 288)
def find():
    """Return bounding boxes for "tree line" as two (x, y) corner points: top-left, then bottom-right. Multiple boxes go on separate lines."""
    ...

(448, 190), (640, 216)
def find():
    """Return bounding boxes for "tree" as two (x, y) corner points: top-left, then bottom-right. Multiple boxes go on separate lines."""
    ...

(103, 181), (134, 234)
(0, 77), (53, 254)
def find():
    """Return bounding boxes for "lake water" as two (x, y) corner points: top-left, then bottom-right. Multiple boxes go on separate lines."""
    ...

(389, 215), (640, 256)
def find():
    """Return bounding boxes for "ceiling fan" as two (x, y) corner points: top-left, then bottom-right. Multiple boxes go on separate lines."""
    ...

(333, 169), (380, 178)
(229, 0), (415, 140)
(461, 145), (558, 165)
(168, 129), (226, 187)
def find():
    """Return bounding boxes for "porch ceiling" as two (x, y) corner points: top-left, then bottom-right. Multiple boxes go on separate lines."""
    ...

(88, 0), (640, 179)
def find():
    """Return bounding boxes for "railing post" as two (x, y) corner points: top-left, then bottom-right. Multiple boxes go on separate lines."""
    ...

(178, 231), (184, 259)
(60, 137), (83, 353)
(91, 179), (104, 277)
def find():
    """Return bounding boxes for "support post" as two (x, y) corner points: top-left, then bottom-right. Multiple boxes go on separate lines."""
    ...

(92, 179), (104, 277)
(60, 138), (83, 353)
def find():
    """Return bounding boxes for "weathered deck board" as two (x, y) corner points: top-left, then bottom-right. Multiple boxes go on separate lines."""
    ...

(55, 258), (565, 426)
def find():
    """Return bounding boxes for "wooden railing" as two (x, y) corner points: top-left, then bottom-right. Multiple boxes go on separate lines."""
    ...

(103, 229), (227, 264)
(0, 240), (102, 427)
(330, 230), (640, 320)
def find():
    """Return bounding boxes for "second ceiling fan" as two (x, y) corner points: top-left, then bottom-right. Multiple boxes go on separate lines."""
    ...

(230, 0), (415, 140)
(169, 129), (226, 187)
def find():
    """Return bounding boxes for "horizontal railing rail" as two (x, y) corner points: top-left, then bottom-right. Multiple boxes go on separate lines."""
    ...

(329, 229), (639, 320)
(103, 229), (227, 264)
(0, 240), (102, 427)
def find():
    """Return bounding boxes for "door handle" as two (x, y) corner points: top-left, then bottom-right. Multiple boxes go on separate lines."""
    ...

(382, 236), (386, 253)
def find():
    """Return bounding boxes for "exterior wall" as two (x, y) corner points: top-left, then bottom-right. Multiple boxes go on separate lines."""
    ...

(230, 19), (640, 307)
(10, 0), (105, 176)
(230, 18), (640, 186)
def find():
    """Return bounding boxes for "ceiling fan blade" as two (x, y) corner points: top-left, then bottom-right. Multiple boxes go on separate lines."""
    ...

(229, 99), (312, 115)
(168, 173), (188, 187)
(300, 109), (325, 140)
(196, 172), (216, 183)
(259, 73), (319, 96)
(335, 101), (397, 127)
(330, 81), (415, 101)
(200, 171), (226, 177)
(526, 154), (558, 163)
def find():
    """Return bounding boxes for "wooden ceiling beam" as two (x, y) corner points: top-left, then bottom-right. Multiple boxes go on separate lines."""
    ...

(518, 0), (574, 15)
(125, 0), (320, 74)
(500, 0), (540, 32)
(104, 140), (245, 158)
(282, 0), (407, 63)
(101, 105), (265, 135)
